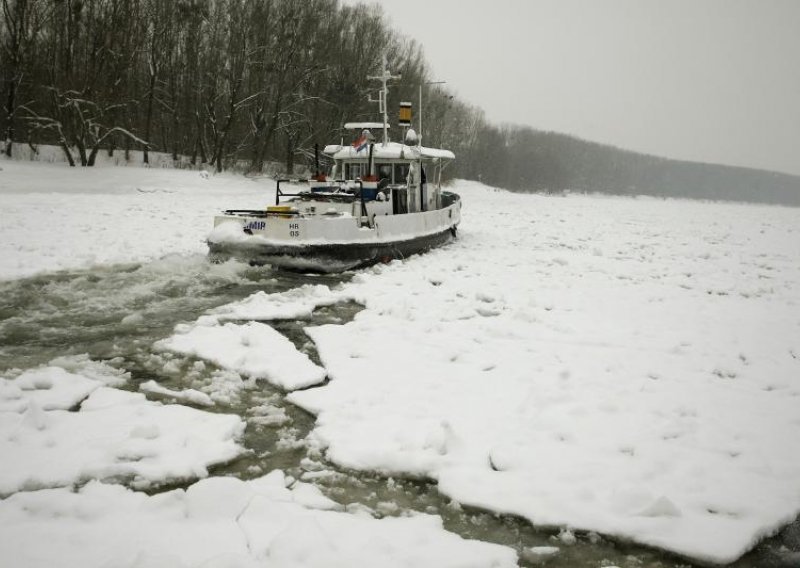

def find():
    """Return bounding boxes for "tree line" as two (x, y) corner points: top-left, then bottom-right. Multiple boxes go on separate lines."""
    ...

(471, 124), (800, 205)
(3, 0), (799, 205)
(0, 0), (510, 181)
(0, 0), (448, 172)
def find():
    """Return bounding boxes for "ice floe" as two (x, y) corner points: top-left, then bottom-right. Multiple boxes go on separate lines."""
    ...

(0, 363), (246, 495)
(139, 380), (215, 407)
(206, 283), (345, 322)
(0, 471), (517, 568)
(156, 320), (326, 390)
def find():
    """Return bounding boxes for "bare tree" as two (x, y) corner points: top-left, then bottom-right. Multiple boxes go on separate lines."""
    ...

(8, 0), (448, 174)
(1, 0), (51, 156)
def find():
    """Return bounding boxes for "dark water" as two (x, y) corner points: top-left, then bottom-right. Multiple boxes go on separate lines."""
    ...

(0, 255), (796, 568)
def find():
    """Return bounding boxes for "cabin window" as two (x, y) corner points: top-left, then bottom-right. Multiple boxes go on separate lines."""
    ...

(345, 163), (365, 180)
(377, 163), (392, 183)
(394, 163), (410, 184)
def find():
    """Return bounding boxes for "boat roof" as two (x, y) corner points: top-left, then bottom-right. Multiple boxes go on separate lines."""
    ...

(344, 122), (389, 130)
(323, 141), (455, 161)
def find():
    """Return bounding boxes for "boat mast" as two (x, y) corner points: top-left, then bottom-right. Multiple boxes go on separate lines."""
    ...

(368, 54), (400, 147)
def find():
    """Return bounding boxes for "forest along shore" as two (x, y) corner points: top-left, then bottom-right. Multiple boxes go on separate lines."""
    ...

(3, 0), (799, 204)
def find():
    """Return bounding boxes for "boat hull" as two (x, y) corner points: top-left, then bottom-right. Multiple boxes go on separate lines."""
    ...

(208, 224), (457, 272)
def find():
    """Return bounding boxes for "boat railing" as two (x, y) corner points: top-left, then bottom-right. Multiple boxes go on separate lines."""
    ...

(277, 179), (368, 223)
(277, 178), (367, 203)
(275, 179), (306, 205)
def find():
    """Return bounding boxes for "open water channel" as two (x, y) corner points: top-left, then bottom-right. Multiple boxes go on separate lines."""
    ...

(1, 255), (797, 568)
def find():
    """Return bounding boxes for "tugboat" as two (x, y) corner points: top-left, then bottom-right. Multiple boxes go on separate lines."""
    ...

(207, 58), (460, 273)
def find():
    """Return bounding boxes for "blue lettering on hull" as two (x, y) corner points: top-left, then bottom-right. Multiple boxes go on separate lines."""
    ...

(245, 221), (266, 231)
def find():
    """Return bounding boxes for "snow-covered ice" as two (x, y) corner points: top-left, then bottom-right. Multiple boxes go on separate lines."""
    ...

(284, 182), (800, 563)
(3, 158), (800, 564)
(0, 361), (246, 494)
(0, 159), (270, 280)
(153, 284), (346, 392)
(0, 470), (516, 568)
(0, 357), (514, 567)
(139, 379), (215, 407)
(156, 320), (326, 390)
(206, 283), (345, 322)
(0, 159), (520, 565)
(521, 545), (560, 563)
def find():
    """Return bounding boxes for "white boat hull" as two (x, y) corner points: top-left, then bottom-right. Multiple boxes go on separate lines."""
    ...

(208, 193), (461, 272)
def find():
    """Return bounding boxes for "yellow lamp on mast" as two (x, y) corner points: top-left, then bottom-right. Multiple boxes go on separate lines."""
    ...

(399, 102), (412, 126)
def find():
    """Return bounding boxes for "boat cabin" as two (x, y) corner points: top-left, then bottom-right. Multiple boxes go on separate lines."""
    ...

(315, 126), (453, 217)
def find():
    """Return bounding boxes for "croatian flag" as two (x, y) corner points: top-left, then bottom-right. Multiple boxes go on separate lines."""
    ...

(352, 133), (368, 153)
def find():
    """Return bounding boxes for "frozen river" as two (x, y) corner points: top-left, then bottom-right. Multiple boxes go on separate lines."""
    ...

(1, 161), (799, 566)
(1, 256), (798, 568)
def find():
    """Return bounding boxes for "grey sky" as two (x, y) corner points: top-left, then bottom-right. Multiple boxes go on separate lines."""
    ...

(346, 0), (800, 176)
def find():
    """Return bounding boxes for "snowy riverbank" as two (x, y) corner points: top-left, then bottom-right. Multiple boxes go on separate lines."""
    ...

(0, 160), (269, 280)
(2, 159), (799, 565)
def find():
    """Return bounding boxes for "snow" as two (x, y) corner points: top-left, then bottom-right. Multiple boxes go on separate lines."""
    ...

(521, 545), (560, 563)
(283, 181), (800, 563)
(0, 366), (101, 412)
(0, 471), (516, 568)
(139, 380), (215, 407)
(0, 362), (246, 495)
(2, 157), (800, 564)
(325, 140), (455, 161)
(156, 320), (326, 391)
(0, 159), (270, 280)
(206, 283), (344, 322)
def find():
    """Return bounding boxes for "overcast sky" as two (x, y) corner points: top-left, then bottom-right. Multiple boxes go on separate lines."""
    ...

(344, 0), (800, 176)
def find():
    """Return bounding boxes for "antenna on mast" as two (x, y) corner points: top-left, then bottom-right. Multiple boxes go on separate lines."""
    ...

(367, 54), (401, 147)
